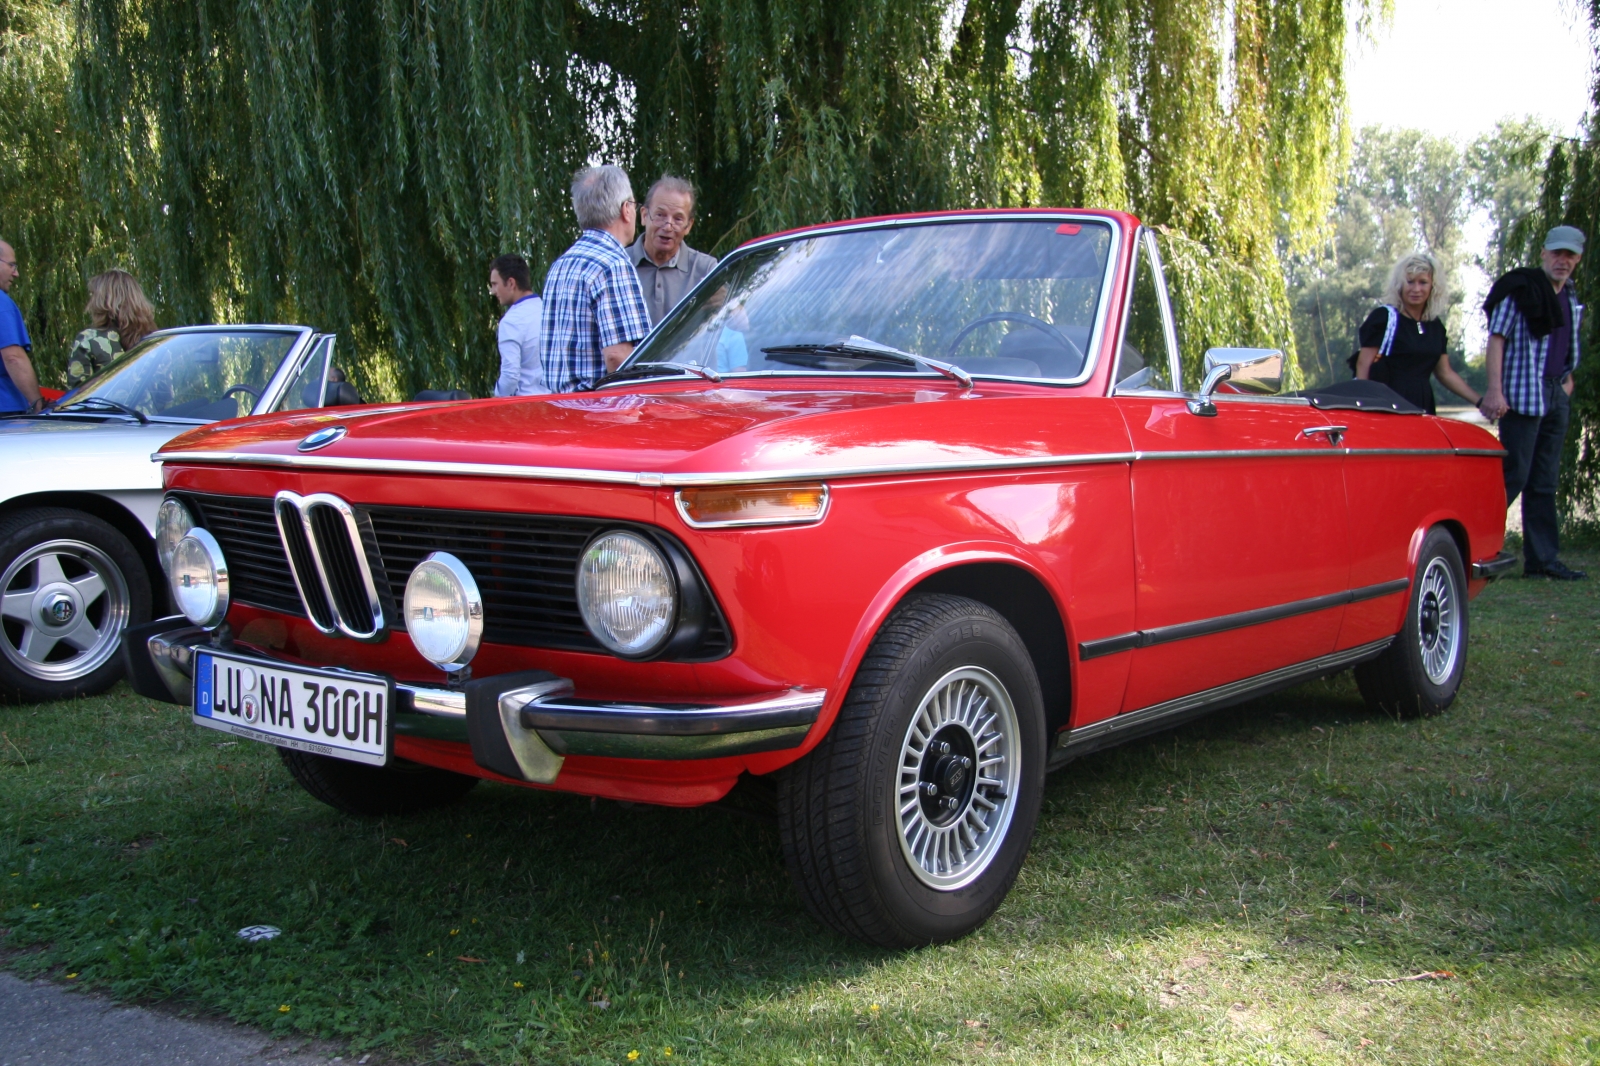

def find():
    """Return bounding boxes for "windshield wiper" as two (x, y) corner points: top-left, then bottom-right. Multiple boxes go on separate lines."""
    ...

(759, 342), (972, 389)
(52, 396), (150, 424)
(595, 361), (722, 388)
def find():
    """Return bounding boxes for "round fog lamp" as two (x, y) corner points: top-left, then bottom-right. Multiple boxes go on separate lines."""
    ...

(170, 528), (230, 629)
(577, 531), (677, 658)
(155, 497), (195, 576)
(403, 552), (484, 669)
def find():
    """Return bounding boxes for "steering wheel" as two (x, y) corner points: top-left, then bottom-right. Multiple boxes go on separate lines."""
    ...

(224, 384), (261, 406)
(943, 312), (1086, 366)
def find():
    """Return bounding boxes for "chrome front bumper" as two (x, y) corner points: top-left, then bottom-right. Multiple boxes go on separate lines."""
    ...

(130, 625), (824, 784)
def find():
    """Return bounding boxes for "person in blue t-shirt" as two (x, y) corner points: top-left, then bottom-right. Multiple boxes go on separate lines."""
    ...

(0, 239), (42, 413)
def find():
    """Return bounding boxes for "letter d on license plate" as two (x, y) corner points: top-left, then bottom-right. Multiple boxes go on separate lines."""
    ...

(193, 649), (392, 766)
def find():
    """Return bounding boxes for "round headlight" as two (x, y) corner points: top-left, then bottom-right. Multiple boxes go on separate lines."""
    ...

(155, 497), (195, 576)
(170, 528), (229, 629)
(577, 531), (677, 658)
(403, 552), (484, 669)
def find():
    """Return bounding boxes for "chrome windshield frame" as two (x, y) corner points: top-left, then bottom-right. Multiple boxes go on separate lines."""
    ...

(614, 212), (1123, 390)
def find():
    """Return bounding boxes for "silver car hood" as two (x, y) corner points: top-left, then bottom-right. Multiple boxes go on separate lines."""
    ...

(0, 416), (201, 532)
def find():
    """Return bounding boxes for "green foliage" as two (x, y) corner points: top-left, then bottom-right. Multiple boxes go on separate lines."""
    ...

(0, 0), (113, 387)
(33, 0), (1370, 399)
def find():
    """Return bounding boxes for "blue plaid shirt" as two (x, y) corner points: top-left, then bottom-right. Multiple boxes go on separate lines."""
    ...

(539, 230), (652, 392)
(1488, 283), (1582, 417)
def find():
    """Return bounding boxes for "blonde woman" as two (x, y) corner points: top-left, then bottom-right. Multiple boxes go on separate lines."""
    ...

(65, 270), (157, 388)
(1354, 252), (1481, 414)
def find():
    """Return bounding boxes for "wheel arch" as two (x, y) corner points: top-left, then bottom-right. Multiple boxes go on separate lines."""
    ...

(1406, 512), (1471, 576)
(907, 563), (1073, 737)
(0, 492), (167, 614)
(815, 546), (1075, 747)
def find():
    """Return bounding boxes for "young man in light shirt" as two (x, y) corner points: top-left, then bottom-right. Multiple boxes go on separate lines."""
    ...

(489, 253), (544, 396)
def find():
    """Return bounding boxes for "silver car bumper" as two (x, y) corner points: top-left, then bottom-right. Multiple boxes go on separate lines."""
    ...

(138, 627), (824, 782)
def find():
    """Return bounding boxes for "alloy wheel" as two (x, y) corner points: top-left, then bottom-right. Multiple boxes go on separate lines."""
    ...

(895, 666), (1021, 890)
(0, 539), (131, 683)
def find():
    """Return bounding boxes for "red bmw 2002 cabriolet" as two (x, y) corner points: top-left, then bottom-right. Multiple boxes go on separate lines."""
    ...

(126, 210), (1513, 947)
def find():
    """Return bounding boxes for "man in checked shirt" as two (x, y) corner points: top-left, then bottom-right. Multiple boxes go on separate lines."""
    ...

(540, 166), (652, 392)
(1481, 225), (1585, 580)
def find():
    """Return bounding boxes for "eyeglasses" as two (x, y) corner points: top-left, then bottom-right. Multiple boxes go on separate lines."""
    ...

(646, 209), (691, 226)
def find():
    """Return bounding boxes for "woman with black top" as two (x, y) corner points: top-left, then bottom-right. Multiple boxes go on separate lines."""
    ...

(1355, 252), (1482, 414)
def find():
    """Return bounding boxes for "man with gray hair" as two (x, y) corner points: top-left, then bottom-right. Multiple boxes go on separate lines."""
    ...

(539, 165), (652, 392)
(627, 175), (718, 326)
(1481, 224), (1586, 579)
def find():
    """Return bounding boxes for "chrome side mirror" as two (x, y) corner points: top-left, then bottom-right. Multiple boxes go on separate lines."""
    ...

(1186, 347), (1285, 416)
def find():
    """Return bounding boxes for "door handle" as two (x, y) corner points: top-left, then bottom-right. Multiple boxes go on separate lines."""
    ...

(1300, 425), (1347, 445)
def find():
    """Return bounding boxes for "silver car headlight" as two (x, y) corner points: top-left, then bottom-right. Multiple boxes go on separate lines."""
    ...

(403, 552), (484, 669)
(577, 531), (677, 658)
(170, 528), (229, 629)
(155, 497), (194, 576)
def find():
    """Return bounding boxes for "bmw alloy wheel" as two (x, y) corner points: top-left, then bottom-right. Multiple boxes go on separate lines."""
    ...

(1415, 555), (1460, 686)
(895, 666), (1021, 890)
(0, 538), (131, 683)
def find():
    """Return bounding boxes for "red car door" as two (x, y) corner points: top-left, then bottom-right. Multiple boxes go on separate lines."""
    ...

(1333, 411), (1464, 650)
(1109, 394), (1354, 712)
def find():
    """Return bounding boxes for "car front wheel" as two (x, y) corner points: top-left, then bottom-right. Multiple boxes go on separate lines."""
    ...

(778, 594), (1046, 947)
(1355, 526), (1468, 717)
(0, 508), (151, 703)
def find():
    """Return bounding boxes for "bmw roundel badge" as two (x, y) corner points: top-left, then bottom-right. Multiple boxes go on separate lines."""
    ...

(297, 425), (347, 452)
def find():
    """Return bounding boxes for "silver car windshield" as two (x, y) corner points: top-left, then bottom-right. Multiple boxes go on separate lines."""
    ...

(59, 330), (301, 422)
(628, 218), (1113, 383)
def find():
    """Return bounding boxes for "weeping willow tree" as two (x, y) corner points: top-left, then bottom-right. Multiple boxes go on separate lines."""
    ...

(50, 0), (1359, 398)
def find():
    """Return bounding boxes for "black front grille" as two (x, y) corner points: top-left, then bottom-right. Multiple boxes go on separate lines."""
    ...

(181, 493), (732, 660)
(365, 507), (607, 652)
(187, 495), (304, 617)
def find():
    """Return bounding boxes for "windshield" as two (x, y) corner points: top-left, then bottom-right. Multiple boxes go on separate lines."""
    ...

(59, 330), (302, 421)
(629, 217), (1114, 383)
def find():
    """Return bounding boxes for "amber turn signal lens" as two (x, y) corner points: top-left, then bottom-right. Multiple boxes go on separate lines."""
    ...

(677, 484), (828, 527)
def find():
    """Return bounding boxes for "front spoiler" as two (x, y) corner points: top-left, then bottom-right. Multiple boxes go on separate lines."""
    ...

(123, 620), (824, 783)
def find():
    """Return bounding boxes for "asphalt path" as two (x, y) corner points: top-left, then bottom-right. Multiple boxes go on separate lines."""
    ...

(0, 973), (356, 1065)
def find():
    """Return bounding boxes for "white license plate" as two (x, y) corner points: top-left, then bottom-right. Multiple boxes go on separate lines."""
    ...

(193, 649), (392, 766)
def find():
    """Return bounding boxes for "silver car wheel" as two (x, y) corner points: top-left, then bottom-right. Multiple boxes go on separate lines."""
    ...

(0, 538), (131, 683)
(896, 666), (1021, 891)
(1416, 555), (1460, 686)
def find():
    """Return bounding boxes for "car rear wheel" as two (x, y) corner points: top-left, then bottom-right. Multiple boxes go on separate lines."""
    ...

(278, 748), (480, 816)
(777, 594), (1045, 947)
(0, 508), (151, 703)
(1355, 526), (1468, 717)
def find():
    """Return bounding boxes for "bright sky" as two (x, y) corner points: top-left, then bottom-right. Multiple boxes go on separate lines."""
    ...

(1346, 0), (1592, 140)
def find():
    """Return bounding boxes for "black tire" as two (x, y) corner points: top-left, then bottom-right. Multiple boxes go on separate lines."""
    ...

(777, 594), (1046, 947)
(1355, 526), (1468, 717)
(0, 508), (153, 703)
(278, 748), (480, 816)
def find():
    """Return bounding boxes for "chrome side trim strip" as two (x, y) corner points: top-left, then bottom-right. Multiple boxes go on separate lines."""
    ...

(1078, 578), (1410, 660)
(1453, 447), (1509, 458)
(156, 443), (1491, 487)
(1054, 637), (1395, 765)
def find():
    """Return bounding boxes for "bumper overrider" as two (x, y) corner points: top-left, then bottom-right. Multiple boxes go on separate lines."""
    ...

(121, 617), (825, 784)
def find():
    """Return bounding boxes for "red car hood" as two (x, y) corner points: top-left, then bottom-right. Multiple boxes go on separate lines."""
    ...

(156, 384), (1089, 480)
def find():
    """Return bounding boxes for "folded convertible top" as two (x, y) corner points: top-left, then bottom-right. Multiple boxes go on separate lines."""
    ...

(1295, 378), (1423, 414)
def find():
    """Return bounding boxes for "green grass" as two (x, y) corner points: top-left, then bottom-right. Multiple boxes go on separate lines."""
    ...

(3, 556), (1599, 1065)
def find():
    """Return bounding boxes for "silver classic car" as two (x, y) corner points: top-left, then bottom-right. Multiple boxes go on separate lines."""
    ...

(0, 325), (358, 702)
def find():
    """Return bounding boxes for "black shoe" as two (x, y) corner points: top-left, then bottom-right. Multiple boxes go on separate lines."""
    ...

(1526, 560), (1587, 580)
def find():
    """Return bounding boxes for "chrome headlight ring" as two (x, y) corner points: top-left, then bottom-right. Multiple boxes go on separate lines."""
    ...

(169, 527), (230, 630)
(155, 496), (195, 577)
(403, 551), (484, 670)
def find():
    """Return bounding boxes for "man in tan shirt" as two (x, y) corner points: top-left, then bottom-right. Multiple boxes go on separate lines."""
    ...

(627, 175), (718, 326)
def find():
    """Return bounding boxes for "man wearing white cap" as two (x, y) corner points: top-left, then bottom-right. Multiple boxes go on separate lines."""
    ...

(1481, 225), (1586, 579)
